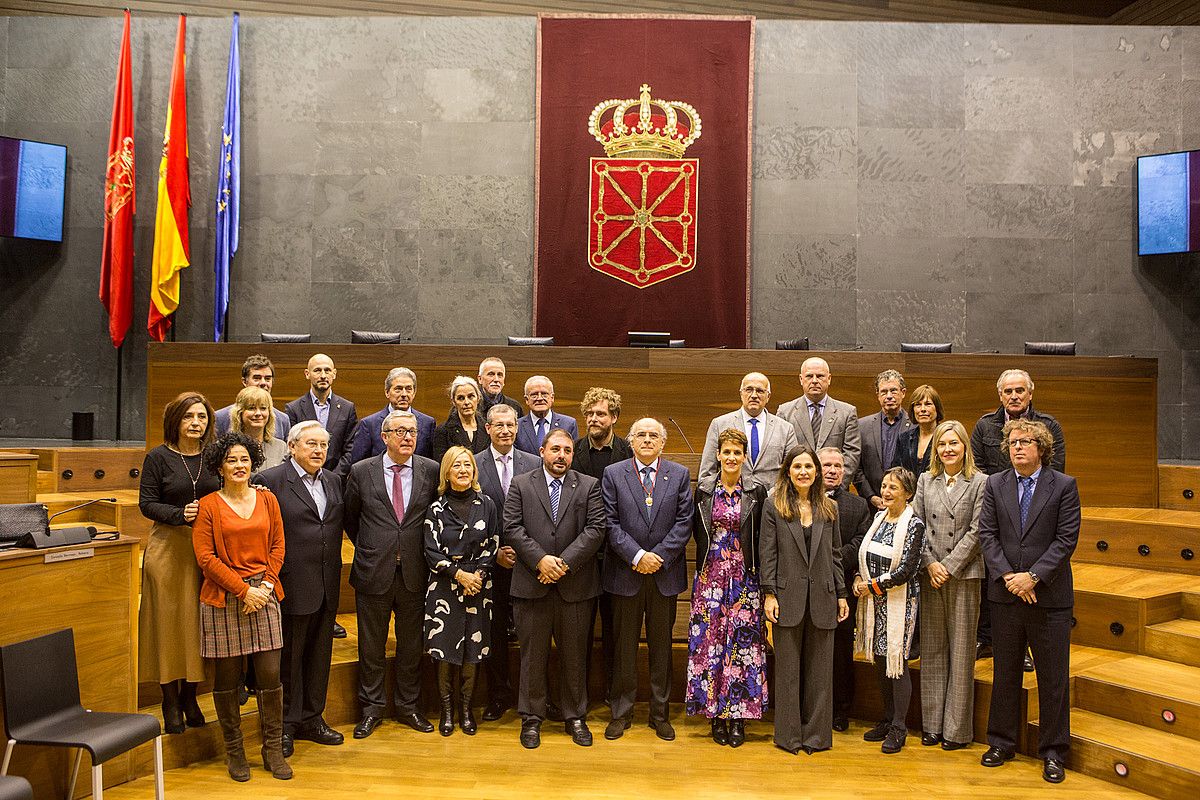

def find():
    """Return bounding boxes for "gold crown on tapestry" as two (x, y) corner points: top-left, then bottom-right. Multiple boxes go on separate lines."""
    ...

(587, 84), (702, 159)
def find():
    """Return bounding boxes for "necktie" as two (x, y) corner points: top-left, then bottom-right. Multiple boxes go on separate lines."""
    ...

(550, 478), (561, 522)
(536, 417), (547, 446)
(1019, 475), (1034, 529)
(810, 403), (823, 442)
(499, 454), (511, 496)
(641, 465), (654, 494)
(389, 463), (406, 524)
(748, 417), (760, 464)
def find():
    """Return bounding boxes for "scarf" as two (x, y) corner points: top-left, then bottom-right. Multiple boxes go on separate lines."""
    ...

(855, 504), (915, 679)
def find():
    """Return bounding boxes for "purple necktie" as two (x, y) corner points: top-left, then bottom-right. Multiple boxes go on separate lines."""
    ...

(389, 463), (406, 524)
(500, 454), (511, 496)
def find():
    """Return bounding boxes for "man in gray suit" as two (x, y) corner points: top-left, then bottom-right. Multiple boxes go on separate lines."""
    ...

(698, 372), (797, 492)
(503, 428), (607, 749)
(343, 410), (439, 740)
(777, 357), (861, 484)
(475, 404), (540, 722)
(602, 418), (694, 742)
(853, 369), (912, 510)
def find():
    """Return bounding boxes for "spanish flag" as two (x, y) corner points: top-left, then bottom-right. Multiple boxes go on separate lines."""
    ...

(148, 14), (191, 342)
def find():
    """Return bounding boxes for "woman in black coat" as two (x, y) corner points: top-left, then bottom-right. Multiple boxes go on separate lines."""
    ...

(432, 375), (489, 464)
(892, 384), (944, 481)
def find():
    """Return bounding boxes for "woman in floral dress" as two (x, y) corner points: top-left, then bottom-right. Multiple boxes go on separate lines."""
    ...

(685, 428), (768, 747)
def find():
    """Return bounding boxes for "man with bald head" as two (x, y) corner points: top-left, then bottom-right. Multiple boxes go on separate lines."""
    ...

(698, 372), (797, 491)
(777, 357), (861, 485)
(515, 375), (579, 455)
(286, 353), (358, 478)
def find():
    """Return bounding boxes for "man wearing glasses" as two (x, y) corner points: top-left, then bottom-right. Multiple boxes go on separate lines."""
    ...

(697, 372), (796, 492)
(343, 410), (440, 740)
(515, 375), (578, 455)
(977, 419), (1079, 785)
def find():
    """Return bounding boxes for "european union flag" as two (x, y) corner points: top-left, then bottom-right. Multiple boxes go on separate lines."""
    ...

(213, 13), (240, 341)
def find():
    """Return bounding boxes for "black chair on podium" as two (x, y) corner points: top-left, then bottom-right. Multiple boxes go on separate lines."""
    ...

(1025, 341), (1076, 355)
(507, 336), (555, 346)
(775, 338), (810, 351)
(900, 342), (953, 353)
(260, 332), (311, 343)
(351, 330), (405, 344)
(0, 629), (164, 800)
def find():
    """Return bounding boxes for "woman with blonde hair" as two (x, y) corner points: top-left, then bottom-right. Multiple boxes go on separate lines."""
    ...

(230, 385), (288, 469)
(760, 445), (849, 755)
(913, 420), (986, 750)
(424, 446), (500, 736)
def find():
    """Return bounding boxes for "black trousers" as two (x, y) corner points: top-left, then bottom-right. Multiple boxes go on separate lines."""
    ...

(355, 569), (424, 717)
(832, 594), (857, 719)
(281, 599), (337, 734)
(483, 565), (514, 705)
(976, 568), (992, 645)
(514, 593), (594, 722)
(987, 602), (1072, 760)
(586, 592), (615, 702)
(609, 577), (677, 723)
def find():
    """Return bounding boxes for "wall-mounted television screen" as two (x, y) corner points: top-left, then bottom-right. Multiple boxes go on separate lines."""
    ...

(0, 136), (67, 243)
(1137, 149), (1200, 256)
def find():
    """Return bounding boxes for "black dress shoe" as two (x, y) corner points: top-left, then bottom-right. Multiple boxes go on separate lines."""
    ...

(981, 745), (1015, 767)
(332, 621), (347, 639)
(353, 715), (383, 739)
(775, 742), (800, 755)
(398, 711), (435, 733)
(296, 720), (344, 746)
(832, 717), (849, 732)
(546, 702), (564, 722)
(941, 740), (970, 751)
(1043, 758), (1066, 783)
(711, 719), (729, 745)
(728, 719), (745, 748)
(648, 719), (675, 741)
(801, 745), (815, 755)
(520, 719), (541, 749)
(863, 720), (890, 742)
(281, 733), (294, 758)
(922, 732), (942, 747)
(881, 726), (907, 754)
(482, 699), (509, 722)
(1024, 650), (1035, 672)
(604, 717), (631, 740)
(976, 642), (993, 660)
(566, 718), (593, 747)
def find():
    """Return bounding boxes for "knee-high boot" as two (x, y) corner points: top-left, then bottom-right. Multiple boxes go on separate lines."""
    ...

(212, 689), (250, 782)
(437, 661), (455, 736)
(256, 686), (293, 780)
(460, 663), (478, 735)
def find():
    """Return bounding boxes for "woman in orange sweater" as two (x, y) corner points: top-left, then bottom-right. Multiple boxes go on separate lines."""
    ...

(193, 432), (289, 782)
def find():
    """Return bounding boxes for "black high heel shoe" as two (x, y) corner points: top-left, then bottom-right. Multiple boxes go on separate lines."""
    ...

(711, 719), (729, 745)
(728, 719), (746, 748)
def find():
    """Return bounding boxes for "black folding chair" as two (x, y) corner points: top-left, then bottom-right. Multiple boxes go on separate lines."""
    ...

(0, 629), (163, 799)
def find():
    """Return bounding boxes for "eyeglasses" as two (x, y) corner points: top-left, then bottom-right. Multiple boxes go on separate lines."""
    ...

(298, 440), (329, 450)
(631, 431), (662, 440)
(384, 428), (418, 439)
(1007, 438), (1038, 449)
(526, 391), (552, 399)
(741, 387), (768, 395)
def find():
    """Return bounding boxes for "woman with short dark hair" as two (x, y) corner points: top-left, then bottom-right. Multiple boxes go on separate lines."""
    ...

(893, 385), (945, 480)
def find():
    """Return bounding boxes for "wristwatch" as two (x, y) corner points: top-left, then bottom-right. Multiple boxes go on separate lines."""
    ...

(1027, 571), (1040, 584)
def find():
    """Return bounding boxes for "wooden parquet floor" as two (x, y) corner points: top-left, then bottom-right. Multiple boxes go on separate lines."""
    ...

(102, 710), (1148, 800)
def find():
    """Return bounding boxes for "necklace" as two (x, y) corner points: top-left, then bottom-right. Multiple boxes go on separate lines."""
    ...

(177, 449), (202, 501)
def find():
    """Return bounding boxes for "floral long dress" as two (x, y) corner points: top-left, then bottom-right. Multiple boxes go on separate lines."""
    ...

(685, 486), (768, 719)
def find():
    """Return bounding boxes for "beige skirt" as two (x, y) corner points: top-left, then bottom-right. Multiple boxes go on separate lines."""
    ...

(138, 522), (207, 683)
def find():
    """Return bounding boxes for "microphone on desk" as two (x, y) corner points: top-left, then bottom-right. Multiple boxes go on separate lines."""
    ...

(667, 417), (697, 455)
(48, 497), (118, 522)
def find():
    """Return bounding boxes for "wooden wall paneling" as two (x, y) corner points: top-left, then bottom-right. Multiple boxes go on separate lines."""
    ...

(146, 344), (1158, 507)
(1157, 465), (1200, 511)
(0, 453), (38, 504)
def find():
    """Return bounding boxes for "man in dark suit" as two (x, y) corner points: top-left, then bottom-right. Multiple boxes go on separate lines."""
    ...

(214, 353), (291, 439)
(977, 419), (1079, 785)
(819, 447), (872, 732)
(343, 409), (440, 739)
(777, 357), (861, 484)
(971, 368), (1066, 663)
(853, 369), (912, 510)
(571, 386), (632, 703)
(349, 367), (436, 463)
(503, 428), (607, 749)
(475, 403), (540, 722)
(477, 356), (523, 417)
(285, 353), (357, 477)
(601, 417), (694, 742)
(515, 375), (579, 455)
(256, 422), (345, 757)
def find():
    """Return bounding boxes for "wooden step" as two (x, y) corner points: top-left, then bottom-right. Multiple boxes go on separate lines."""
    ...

(1183, 593), (1200, 620)
(1071, 563), (1198, 653)
(1033, 708), (1200, 800)
(1158, 464), (1200, 512)
(1144, 619), (1200, 669)
(1079, 508), (1200, 575)
(1073, 655), (1200, 742)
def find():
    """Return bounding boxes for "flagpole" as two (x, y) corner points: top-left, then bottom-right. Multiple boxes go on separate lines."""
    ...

(115, 343), (124, 441)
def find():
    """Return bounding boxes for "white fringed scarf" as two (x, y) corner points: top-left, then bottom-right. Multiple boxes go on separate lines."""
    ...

(855, 505), (915, 679)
